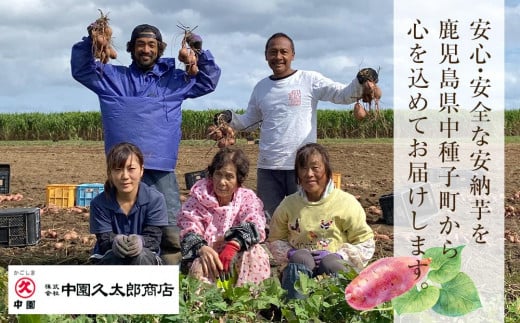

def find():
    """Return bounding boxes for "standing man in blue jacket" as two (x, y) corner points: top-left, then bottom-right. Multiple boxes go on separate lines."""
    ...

(71, 23), (221, 264)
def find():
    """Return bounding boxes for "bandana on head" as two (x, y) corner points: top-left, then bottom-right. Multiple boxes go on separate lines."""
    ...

(130, 24), (163, 43)
(137, 32), (158, 39)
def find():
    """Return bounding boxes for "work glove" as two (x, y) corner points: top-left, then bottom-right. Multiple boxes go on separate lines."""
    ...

(219, 241), (241, 273)
(217, 272), (236, 291)
(287, 248), (298, 260)
(186, 33), (203, 51)
(213, 110), (232, 125)
(87, 22), (97, 37)
(126, 234), (144, 257)
(357, 68), (381, 104)
(112, 235), (129, 258)
(311, 250), (342, 265)
(356, 67), (379, 84)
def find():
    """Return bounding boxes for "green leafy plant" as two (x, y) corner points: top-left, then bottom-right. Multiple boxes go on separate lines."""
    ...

(506, 296), (520, 323)
(1, 262), (517, 322)
(285, 271), (393, 323)
(162, 272), (393, 322)
(162, 274), (285, 322)
(0, 267), (8, 322)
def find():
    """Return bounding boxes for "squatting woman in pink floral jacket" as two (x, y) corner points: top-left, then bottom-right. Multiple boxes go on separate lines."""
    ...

(177, 147), (270, 286)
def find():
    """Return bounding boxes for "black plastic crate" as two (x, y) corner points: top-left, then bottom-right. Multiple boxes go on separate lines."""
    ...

(0, 164), (10, 194)
(379, 183), (438, 227)
(0, 208), (40, 247)
(379, 194), (394, 225)
(184, 170), (207, 190)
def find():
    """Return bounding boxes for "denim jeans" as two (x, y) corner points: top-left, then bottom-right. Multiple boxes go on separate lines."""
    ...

(281, 263), (313, 300)
(282, 251), (347, 299)
(256, 168), (297, 219)
(142, 169), (181, 224)
(93, 249), (161, 265)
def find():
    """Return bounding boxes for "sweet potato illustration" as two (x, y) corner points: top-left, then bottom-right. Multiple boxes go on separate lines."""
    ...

(345, 256), (432, 310)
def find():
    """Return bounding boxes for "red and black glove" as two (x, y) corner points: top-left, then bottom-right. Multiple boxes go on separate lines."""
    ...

(219, 241), (240, 272)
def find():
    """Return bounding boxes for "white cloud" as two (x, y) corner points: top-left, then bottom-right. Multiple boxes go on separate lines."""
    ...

(0, 1), (518, 112)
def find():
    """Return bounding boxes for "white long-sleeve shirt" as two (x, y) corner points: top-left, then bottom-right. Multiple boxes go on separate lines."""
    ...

(230, 70), (363, 169)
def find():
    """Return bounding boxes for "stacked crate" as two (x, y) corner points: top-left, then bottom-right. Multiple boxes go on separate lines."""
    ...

(184, 170), (207, 190)
(378, 194), (394, 225)
(46, 183), (105, 208)
(332, 172), (342, 189)
(0, 164), (10, 194)
(45, 184), (77, 208)
(379, 183), (438, 226)
(76, 183), (104, 207)
(0, 208), (40, 247)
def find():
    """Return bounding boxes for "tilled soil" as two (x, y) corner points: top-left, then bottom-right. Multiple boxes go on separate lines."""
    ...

(1, 140), (519, 300)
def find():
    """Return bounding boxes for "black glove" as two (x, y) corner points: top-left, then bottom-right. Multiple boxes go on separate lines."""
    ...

(214, 110), (232, 125)
(356, 68), (379, 84)
(187, 33), (203, 52)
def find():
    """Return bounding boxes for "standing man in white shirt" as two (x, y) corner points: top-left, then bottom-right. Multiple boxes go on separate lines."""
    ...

(214, 32), (379, 222)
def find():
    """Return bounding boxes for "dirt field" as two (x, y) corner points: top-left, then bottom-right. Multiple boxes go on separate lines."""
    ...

(1, 140), (519, 301)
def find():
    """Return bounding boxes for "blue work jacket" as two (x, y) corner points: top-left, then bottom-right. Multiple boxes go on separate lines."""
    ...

(71, 36), (221, 171)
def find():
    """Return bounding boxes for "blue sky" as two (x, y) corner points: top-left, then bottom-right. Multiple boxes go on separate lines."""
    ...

(0, 0), (518, 113)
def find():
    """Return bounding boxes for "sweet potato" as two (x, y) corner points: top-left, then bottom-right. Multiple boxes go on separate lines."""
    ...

(178, 47), (189, 63)
(207, 118), (236, 148)
(345, 256), (432, 310)
(186, 59), (199, 76)
(217, 137), (235, 148)
(207, 125), (223, 141)
(178, 27), (199, 76)
(353, 102), (367, 121)
(91, 9), (117, 64)
(374, 85), (382, 100)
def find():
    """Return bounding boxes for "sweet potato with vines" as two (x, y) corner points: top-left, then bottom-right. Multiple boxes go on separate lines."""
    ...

(207, 117), (236, 148)
(178, 27), (199, 76)
(345, 256), (432, 310)
(90, 9), (117, 64)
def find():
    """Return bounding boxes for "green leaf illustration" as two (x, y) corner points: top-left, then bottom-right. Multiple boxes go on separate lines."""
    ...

(424, 245), (465, 284)
(432, 272), (482, 316)
(393, 284), (440, 314)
